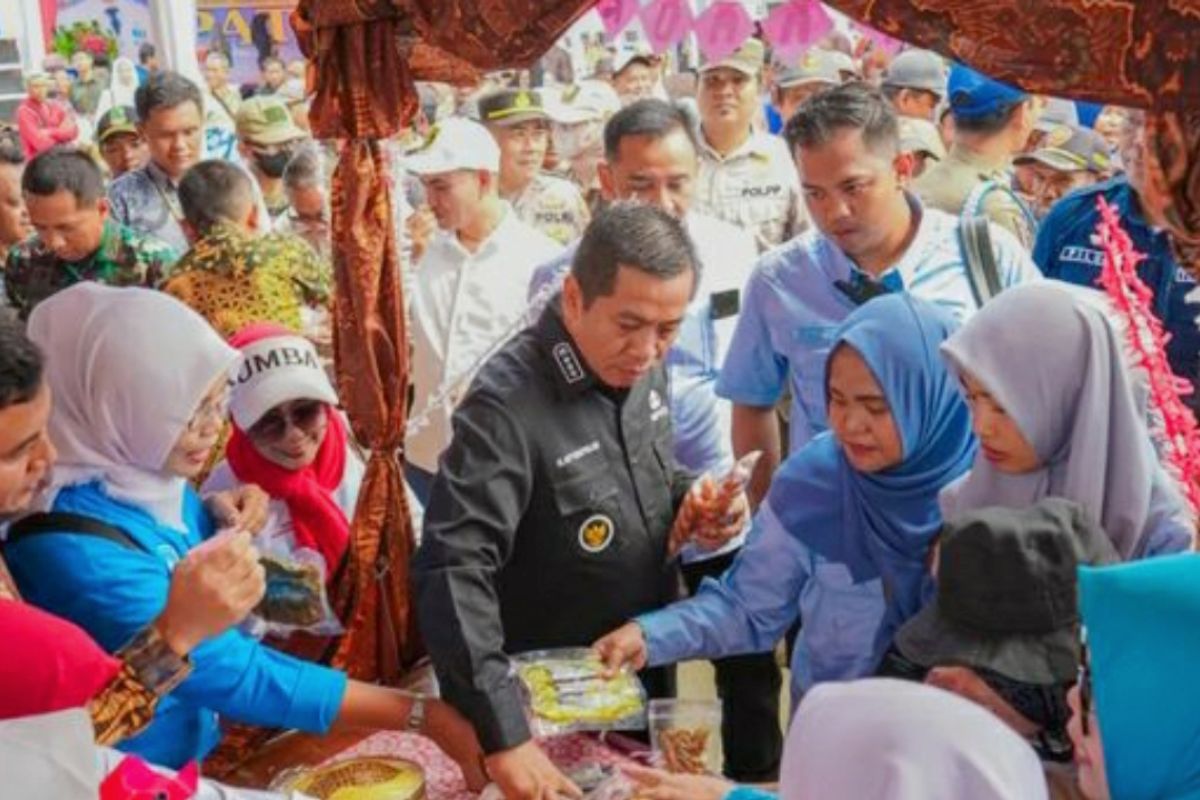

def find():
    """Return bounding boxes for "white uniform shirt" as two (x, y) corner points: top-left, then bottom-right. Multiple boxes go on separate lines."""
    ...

(407, 205), (562, 471)
(694, 130), (806, 252)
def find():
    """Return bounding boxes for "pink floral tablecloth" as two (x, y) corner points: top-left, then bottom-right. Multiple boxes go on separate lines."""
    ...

(317, 731), (643, 799)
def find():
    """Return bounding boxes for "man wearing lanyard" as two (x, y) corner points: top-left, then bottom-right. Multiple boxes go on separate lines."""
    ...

(109, 72), (271, 251)
(528, 99), (782, 781)
(6, 149), (176, 318)
(402, 118), (561, 504)
(108, 71), (203, 253)
(414, 203), (749, 800)
(719, 83), (1040, 506)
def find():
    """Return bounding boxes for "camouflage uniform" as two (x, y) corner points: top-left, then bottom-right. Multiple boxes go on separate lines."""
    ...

(509, 172), (591, 246)
(694, 131), (807, 252)
(4, 220), (178, 318)
(161, 222), (330, 339)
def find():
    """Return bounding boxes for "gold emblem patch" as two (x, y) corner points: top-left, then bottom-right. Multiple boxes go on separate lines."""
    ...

(579, 514), (615, 553)
(1045, 124), (1073, 149)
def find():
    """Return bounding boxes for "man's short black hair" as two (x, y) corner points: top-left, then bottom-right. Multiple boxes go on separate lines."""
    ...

(785, 81), (899, 156)
(22, 148), (105, 205)
(259, 55), (284, 72)
(604, 99), (699, 163)
(571, 202), (699, 306)
(0, 315), (44, 409)
(138, 42), (156, 64)
(179, 160), (254, 235)
(135, 70), (203, 122)
(952, 101), (1025, 135)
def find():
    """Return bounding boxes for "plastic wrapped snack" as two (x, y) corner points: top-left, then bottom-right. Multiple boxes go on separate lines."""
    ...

(514, 648), (647, 736)
(244, 532), (344, 639)
(649, 699), (722, 775)
(271, 757), (425, 799)
(668, 450), (762, 556)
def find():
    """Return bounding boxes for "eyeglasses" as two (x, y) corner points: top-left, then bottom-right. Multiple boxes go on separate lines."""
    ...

(187, 392), (230, 434)
(248, 399), (326, 442)
(1078, 628), (1094, 736)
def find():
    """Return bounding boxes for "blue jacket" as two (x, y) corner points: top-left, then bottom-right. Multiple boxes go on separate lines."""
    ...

(5, 481), (347, 769)
(1034, 176), (1199, 396)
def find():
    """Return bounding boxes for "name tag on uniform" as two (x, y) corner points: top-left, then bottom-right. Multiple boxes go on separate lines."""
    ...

(711, 289), (740, 320)
(1059, 245), (1105, 268)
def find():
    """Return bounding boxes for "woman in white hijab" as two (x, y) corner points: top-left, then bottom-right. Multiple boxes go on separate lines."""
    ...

(939, 281), (1192, 558)
(5, 285), (486, 787)
(782, 679), (1050, 800)
(95, 57), (140, 119)
(625, 679), (1049, 800)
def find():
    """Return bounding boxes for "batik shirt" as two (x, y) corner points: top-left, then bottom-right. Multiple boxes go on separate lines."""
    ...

(4, 220), (178, 318)
(162, 222), (331, 338)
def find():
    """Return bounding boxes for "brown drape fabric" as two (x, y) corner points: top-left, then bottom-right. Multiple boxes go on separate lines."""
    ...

(292, 0), (599, 682)
(825, 0), (1200, 266)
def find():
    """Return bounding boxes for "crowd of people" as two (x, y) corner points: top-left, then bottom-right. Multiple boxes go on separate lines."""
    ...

(0, 21), (1197, 800)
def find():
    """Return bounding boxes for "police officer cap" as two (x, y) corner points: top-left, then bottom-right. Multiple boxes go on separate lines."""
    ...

(478, 89), (550, 127)
(883, 50), (947, 97)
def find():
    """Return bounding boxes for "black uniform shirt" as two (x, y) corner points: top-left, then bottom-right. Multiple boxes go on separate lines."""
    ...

(412, 301), (695, 753)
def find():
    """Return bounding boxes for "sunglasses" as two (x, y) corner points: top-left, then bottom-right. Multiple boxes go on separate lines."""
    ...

(1078, 628), (1094, 736)
(248, 399), (327, 442)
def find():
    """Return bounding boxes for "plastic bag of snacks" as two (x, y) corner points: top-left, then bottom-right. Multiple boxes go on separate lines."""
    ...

(668, 450), (762, 556)
(649, 699), (722, 775)
(514, 648), (647, 736)
(241, 526), (344, 639)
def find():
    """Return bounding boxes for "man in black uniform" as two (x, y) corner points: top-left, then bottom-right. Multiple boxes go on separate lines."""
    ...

(413, 203), (748, 800)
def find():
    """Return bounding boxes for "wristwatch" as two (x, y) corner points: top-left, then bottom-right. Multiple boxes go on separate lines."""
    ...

(405, 693), (427, 733)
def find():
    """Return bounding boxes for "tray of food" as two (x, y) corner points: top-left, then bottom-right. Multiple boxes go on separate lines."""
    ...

(513, 648), (647, 736)
(271, 756), (426, 800)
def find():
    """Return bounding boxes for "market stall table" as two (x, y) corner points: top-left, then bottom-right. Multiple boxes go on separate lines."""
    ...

(221, 727), (645, 799)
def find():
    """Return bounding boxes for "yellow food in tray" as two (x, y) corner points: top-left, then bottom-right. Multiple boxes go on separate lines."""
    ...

(276, 757), (425, 800)
(516, 651), (645, 730)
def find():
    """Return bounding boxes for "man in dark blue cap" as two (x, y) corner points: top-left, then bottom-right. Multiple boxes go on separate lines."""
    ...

(914, 65), (1038, 248)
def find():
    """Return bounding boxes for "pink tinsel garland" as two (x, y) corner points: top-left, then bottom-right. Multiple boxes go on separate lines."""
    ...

(1094, 197), (1200, 517)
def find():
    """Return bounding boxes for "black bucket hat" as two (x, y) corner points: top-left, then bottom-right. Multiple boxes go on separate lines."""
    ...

(896, 497), (1118, 684)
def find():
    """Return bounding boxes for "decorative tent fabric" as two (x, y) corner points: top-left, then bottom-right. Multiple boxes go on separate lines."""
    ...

(822, 0), (1200, 267)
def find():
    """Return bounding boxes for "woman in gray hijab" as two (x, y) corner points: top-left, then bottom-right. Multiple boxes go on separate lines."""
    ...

(938, 282), (1192, 558)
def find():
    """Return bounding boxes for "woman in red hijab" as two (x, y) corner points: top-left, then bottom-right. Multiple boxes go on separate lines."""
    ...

(204, 324), (366, 582)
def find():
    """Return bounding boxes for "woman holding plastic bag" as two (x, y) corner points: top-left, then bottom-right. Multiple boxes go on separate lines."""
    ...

(2, 284), (485, 787)
(595, 294), (976, 700)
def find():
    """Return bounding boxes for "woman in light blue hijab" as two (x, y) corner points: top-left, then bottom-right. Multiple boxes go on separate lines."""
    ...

(1071, 554), (1200, 800)
(595, 294), (976, 701)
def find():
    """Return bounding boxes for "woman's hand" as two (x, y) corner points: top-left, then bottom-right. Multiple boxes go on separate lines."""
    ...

(154, 529), (265, 654)
(622, 764), (735, 800)
(204, 484), (270, 534)
(592, 622), (648, 677)
(422, 699), (490, 791)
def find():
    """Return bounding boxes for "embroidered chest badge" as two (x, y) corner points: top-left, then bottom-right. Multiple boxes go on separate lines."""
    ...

(579, 514), (615, 553)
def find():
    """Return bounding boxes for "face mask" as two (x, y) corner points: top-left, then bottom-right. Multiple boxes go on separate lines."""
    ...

(254, 150), (291, 178)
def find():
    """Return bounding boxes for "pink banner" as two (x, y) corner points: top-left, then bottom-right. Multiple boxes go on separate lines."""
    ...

(693, 2), (755, 64)
(853, 20), (905, 57)
(763, 0), (833, 63)
(640, 0), (694, 55)
(595, 0), (639, 41)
